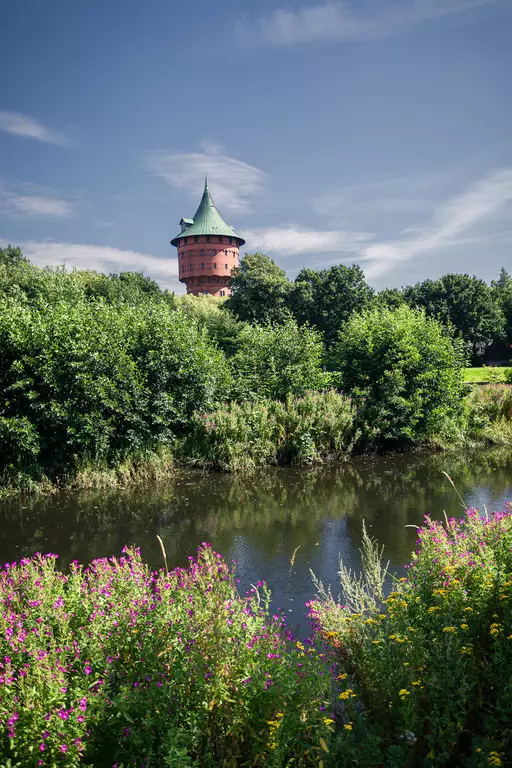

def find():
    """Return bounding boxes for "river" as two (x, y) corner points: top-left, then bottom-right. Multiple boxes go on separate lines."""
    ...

(1, 448), (511, 631)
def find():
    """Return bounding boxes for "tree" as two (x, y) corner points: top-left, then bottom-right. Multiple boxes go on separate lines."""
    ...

(403, 274), (505, 361)
(290, 264), (374, 348)
(230, 318), (328, 401)
(491, 267), (512, 352)
(226, 253), (292, 325)
(331, 305), (466, 447)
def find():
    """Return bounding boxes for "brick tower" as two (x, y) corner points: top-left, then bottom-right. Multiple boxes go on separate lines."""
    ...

(171, 179), (245, 296)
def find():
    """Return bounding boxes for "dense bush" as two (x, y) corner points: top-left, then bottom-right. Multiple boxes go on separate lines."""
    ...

(309, 505), (512, 767)
(179, 390), (355, 470)
(0, 297), (230, 486)
(0, 545), (332, 767)
(331, 305), (467, 448)
(230, 319), (329, 402)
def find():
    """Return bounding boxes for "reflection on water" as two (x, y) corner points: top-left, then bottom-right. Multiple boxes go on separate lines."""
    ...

(1, 449), (511, 630)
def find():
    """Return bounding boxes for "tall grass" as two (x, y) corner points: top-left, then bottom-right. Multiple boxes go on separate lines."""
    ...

(464, 384), (512, 445)
(178, 390), (355, 471)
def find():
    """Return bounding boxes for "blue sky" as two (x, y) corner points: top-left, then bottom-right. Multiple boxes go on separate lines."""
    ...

(0, 0), (510, 291)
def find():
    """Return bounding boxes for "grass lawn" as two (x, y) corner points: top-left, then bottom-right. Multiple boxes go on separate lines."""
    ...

(464, 366), (512, 383)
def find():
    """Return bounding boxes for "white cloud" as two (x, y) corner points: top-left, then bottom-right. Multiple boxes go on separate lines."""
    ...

(360, 168), (512, 278)
(16, 241), (181, 291)
(147, 140), (266, 214)
(244, 225), (373, 256)
(0, 182), (74, 219)
(256, 0), (494, 44)
(0, 110), (71, 146)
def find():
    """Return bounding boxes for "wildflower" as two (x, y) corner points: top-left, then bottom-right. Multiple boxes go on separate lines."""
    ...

(339, 689), (353, 700)
(344, 722), (353, 731)
(443, 626), (457, 633)
(463, 607), (473, 612)
(399, 689), (410, 698)
(411, 680), (421, 686)
(337, 673), (347, 680)
(460, 623), (469, 630)
(323, 718), (334, 726)
(427, 606), (440, 612)
(60, 745), (68, 753)
(488, 751), (502, 766)
(372, 640), (381, 645)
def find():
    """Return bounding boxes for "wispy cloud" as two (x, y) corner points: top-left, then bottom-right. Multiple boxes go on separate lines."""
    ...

(14, 241), (180, 291)
(0, 181), (74, 218)
(147, 140), (266, 214)
(255, 0), (494, 44)
(244, 225), (373, 256)
(360, 168), (512, 278)
(0, 110), (71, 146)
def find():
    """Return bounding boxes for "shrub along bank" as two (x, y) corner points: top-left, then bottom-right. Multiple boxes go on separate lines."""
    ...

(1, 505), (512, 766)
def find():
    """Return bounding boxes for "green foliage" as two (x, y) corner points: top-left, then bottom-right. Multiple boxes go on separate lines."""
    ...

(331, 305), (467, 448)
(230, 318), (329, 401)
(291, 264), (374, 348)
(226, 253), (292, 325)
(492, 267), (512, 347)
(179, 390), (355, 470)
(309, 507), (512, 767)
(464, 384), (512, 445)
(0, 545), (332, 767)
(0, 297), (230, 484)
(403, 273), (506, 361)
(175, 293), (246, 355)
(0, 246), (171, 307)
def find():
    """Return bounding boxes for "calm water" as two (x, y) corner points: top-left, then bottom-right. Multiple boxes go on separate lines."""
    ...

(1, 449), (511, 631)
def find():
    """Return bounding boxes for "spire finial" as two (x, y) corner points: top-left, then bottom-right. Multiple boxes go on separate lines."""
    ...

(204, 174), (208, 191)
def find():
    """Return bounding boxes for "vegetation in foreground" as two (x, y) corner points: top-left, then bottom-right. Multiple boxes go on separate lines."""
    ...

(1, 505), (512, 766)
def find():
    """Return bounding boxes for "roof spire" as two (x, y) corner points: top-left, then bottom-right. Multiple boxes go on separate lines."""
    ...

(204, 174), (208, 191)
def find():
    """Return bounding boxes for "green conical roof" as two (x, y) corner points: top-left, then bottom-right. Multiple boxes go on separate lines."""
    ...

(171, 180), (245, 247)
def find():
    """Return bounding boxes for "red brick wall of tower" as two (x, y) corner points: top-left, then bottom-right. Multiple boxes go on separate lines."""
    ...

(176, 234), (240, 296)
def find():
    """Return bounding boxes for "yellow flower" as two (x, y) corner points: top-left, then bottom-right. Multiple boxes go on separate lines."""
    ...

(344, 722), (353, 731)
(443, 626), (457, 633)
(428, 606), (440, 613)
(464, 607), (473, 612)
(460, 623), (469, 630)
(365, 618), (377, 625)
(337, 673), (348, 680)
(379, 614), (387, 619)
(323, 717), (334, 726)
(459, 645), (473, 655)
(296, 641), (304, 650)
(339, 689), (353, 700)
(412, 680), (421, 686)
(372, 640), (381, 645)
(488, 751), (502, 766)
(507, 634), (512, 640)
(408, 626), (415, 632)
(398, 689), (410, 698)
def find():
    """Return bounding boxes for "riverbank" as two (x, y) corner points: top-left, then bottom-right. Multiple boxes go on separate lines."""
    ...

(2, 385), (511, 500)
(1, 504), (511, 766)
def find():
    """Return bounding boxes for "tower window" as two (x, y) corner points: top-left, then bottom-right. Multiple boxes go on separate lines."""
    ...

(201, 263), (204, 269)
(206, 236), (210, 242)
(229, 238), (232, 244)
(224, 249), (228, 255)
(213, 263), (217, 269)
(225, 264), (228, 269)
(200, 249), (204, 256)
(220, 290), (225, 297)
(218, 236), (222, 242)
